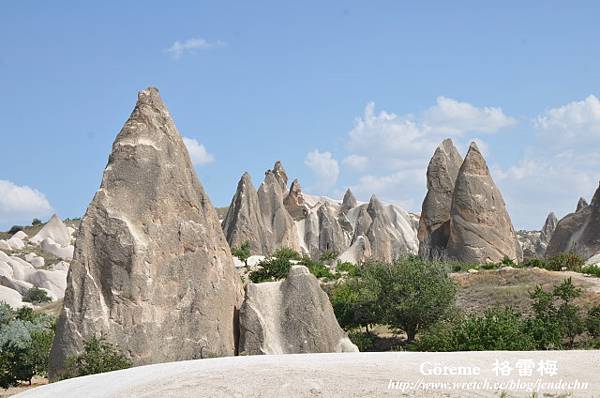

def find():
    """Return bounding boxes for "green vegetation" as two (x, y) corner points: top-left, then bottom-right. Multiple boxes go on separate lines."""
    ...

(61, 336), (132, 380)
(8, 225), (24, 235)
(248, 247), (335, 282)
(336, 261), (360, 277)
(587, 306), (600, 338)
(22, 287), (52, 305)
(0, 304), (55, 389)
(582, 265), (600, 277)
(231, 241), (251, 267)
(31, 218), (42, 226)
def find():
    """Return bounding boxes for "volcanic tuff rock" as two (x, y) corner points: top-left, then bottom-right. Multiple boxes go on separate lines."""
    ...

(540, 212), (558, 245)
(222, 172), (269, 254)
(418, 138), (463, 259)
(577, 197), (589, 212)
(547, 182), (600, 260)
(340, 188), (358, 214)
(446, 142), (522, 263)
(517, 212), (558, 260)
(257, 163), (301, 252)
(238, 265), (358, 355)
(30, 214), (71, 246)
(283, 179), (308, 221)
(49, 87), (242, 379)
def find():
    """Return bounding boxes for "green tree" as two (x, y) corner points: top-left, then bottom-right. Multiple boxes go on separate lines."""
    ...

(587, 306), (600, 338)
(329, 278), (379, 333)
(31, 218), (42, 226)
(62, 337), (132, 380)
(364, 257), (457, 342)
(231, 241), (251, 267)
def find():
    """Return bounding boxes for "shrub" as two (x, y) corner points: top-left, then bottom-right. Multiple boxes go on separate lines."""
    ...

(248, 257), (292, 283)
(582, 265), (600, 277)
(545, 253), (585, 272)
(416, 307), (536, 352)
(22, 287), (52, 305)
(8, 226), (23, 235)
(587, 306), (600, 338)
(271, 247), (301, 261)
(363, 257), (457, 342)
(62, 337), (132, 380)
(0, 303), (55, 388)
(522, 258), (547, 268)
(299, 256), (334, 279)
(348, 331), (375, 351)
(319, 250), (338, 263)
(336, 261), (360, 277)
(31, 218), (42, 226)
(231, 241), (251, 267)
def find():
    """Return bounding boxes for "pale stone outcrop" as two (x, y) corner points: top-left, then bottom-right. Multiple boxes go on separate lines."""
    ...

(418, 139), (463, 259)
(222, 172), (269, 254)
(577, 197), (589, 212)
(49, 87), (242, 379)
(239, 265), (358, 355)
(517, 212), (558, 260)
(340, 188), (358, 214)
(31, 214), (71, 246)
(446, 143), (521, 263)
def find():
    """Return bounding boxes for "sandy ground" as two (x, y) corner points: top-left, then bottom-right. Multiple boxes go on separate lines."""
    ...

(13, 351), (600, 398)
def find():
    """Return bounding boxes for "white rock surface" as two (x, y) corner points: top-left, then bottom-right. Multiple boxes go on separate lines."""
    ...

(26, 269), (68, 299)
(7, 236), (25, 250)
(0, 240), (10, 251)
(13, 230), (28, 240)
(40, 238), (74, 260)
(14, 351), (600, 398)
(0, 285), (31, 309)
(25, 253), (45, 268)
(31, 214), (72, 246)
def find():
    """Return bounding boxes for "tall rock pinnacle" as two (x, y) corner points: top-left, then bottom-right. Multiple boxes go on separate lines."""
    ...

(49, 87), (242, 379)
(222, 172), (269, 254)
(417, 138), (463, 259)
(446, 142), (521, 263)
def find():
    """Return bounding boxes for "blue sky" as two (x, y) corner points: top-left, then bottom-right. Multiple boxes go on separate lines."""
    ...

(1, 1), (600, 230)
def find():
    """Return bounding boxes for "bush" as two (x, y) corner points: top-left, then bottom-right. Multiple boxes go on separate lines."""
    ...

(248, 256), (292, 283)
(22, 287), (52, 305)
(8, 226), (23, 235)
(231, 241), (251, 267)
(0, 303), (55, 388)
(545, 253), (585, 272)
(319, 250), (338, 263)
(587, 306), (600, 338)
(522, 258), (547, 268)
(348, 331), (375, 351)
(416, 307), (536, 352)
(299, 256), (334, 279)
(62, 337), (132, 380)
(271, 247), (301, 261)
(363, 257), (457, 342)
(336, 261), (360, 277)
(582, 265), (600, 277)
(31, 218), (42, 226)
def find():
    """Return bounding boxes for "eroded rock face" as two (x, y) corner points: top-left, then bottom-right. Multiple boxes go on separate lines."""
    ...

(540, 212), (558, 246)
(222, 172), (269, 254)
(239, 265), (357, 355)
(340, 189), (358, 214)
(547, 183), (600, 260)
(577, 197), (589, 212)
(49, 87), (242, 379)
(31, 214), (71, 246)
(418, 139), (463, 259)
(283, 179), (308, 221)
(517, 212), (558, 260)
(447, 143), (521, 263)
(257, 163), (301, 252)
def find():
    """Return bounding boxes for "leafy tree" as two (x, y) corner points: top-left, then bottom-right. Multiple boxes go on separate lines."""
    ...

(62, 337), (132, 380)
(299, 256), (334, 279)
(364, 257), (457, 342)
(31, 218), (42, 226)
(8, 226), (23, 235)
(22, 287), (52, 305)
(330, 278), (380, 333)
(231, 241), (251, 267)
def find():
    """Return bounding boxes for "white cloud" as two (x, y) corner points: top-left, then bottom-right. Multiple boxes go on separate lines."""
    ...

(423, 96), (516, 134)
(183, 137), (215, 166)
(340, 98), (515, 213)
(535, 95), (600, 146)
(166, 38), (225, 59)
(304, 150), (339, 191)
(342, 154), (368, 171)
(0, 180), (53, 227)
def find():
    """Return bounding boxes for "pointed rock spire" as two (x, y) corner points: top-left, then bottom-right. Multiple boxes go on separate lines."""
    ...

(340, 188), (358, 213)
(540, 212), (558, 244)
(577, 197), (589, 212)
(272, 160), (288, 190)
(49, 87), (242, 379)
(446, 142), (521, 263)
(283, 179), (308, 220)
(418, 138), (463, 259)
(222, 172), (269, 254)
(30, 214), (71, 246)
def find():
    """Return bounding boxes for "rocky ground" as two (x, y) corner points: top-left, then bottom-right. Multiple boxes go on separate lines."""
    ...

(13, 351), (600, 398)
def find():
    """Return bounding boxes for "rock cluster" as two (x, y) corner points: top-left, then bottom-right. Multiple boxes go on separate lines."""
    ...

(49, 87), (243, 379)
(419, 140), (521, 264)
(223, 168), (418, 263)
(517, 212), (558, 260)
(546, 183), (600, 260)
